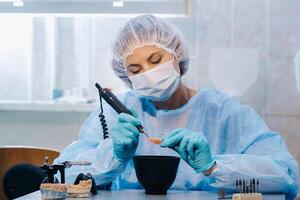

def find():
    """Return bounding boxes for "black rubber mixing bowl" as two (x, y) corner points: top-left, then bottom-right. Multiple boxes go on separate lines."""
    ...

(133, 155), (180, 195)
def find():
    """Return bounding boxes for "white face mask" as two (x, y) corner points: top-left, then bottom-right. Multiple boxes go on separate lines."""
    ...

(128, 58), (181, 102)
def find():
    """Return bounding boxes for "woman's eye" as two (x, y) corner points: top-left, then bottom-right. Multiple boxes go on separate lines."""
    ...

(127, 66), (141, 74)
(152, 57), (162, 64)
(131, 69), (141, 74)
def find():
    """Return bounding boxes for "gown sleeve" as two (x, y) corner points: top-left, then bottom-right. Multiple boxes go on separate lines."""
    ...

(205, 96), (299, 200)
(54, 102), (128, 186)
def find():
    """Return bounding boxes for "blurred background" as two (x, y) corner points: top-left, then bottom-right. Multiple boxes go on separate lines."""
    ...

(0, 0), (299, 169)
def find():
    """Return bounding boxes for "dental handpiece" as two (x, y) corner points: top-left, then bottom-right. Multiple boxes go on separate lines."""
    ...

(95, 83), (149, 137)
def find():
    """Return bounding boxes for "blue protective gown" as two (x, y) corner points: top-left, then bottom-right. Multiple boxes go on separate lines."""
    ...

(55, 87), (299, 200)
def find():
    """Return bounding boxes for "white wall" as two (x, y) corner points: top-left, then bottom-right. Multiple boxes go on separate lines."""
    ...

(191, 0), (300, 165)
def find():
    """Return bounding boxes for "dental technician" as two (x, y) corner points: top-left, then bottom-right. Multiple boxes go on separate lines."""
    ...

(55, 15), (299, 200)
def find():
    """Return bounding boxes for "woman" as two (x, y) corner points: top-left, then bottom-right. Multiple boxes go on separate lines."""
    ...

(55, 15), (299, 199)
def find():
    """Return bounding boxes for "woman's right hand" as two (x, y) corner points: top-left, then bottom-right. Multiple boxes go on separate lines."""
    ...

(111, 109), (141, 162)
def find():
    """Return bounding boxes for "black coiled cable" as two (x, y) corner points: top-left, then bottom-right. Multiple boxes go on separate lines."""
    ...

(98, 94), (109, 140)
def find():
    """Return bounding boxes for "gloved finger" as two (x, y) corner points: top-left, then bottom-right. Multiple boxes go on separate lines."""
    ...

(189, 135), (209, 160)
(115, 136), (132, 147)
(160, 128), (183, 144)
(178, 136), (189, 161)
(112, 128), (130, 140)
(122, 122), (140, 138)
(160, 130), (185, 148)
(121, 126), (140, 143)
(112, 124), (138, 142)
(121, 138), (136, 150)
(118, 113), (141, 126)
(129, 107), (139, 118)
(187, 138), (198, 160)
(161, 128), (183, 141)
(161, 130), (185, 148)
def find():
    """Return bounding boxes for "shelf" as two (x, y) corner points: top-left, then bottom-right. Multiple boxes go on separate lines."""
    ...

(0, 101), (97, 112)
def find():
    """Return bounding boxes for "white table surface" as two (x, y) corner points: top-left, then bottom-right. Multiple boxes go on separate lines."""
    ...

(16, 189), (285, 200)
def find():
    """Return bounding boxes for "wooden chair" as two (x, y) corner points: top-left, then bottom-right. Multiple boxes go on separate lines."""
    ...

(0, 146), (60, 200)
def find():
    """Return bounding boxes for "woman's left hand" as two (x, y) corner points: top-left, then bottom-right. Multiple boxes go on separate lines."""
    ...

(160, 128), (216, 174)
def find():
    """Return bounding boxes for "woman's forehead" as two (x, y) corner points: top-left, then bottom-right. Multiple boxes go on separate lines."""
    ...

(125, 45), (170, 66)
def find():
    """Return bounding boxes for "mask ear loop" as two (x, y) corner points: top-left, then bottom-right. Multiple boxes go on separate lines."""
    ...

(172, 55), (181, 75)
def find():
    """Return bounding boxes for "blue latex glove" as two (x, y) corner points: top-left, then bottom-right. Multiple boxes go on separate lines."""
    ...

(160, 128), (215, 173)
(111, 108), (141, 162)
